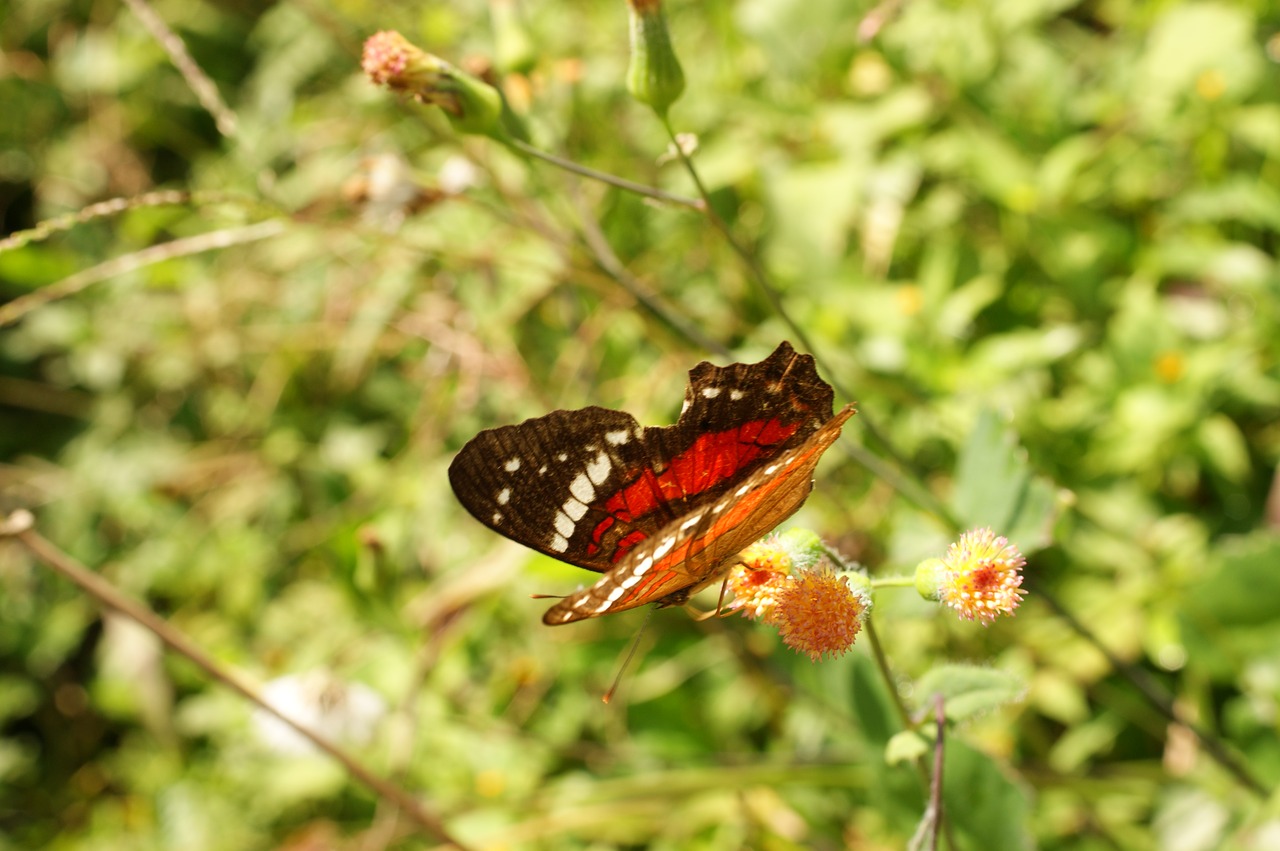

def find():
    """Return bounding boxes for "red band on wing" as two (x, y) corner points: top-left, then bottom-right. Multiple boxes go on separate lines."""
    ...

(613, 432), (827, 609)
(588, 417), (800, 558)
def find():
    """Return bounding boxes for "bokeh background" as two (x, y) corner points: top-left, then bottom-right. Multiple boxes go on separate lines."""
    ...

(2, 0), (1279, 848)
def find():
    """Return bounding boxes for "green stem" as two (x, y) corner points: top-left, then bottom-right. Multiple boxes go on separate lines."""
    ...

(864, 617), (913, 731)
(821, 544), (913, 590)
(569, 191), (733, 359)
(870, 576), (916, 589)
(506, 138), (702, 209)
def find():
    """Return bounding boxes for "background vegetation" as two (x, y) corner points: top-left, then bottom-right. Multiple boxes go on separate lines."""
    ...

(2, 0), (1279, 848)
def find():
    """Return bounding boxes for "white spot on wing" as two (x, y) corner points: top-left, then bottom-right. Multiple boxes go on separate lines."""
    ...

(550, 533), (569, 552)
(504, 458), (521, 472)
(538, 465), (547, 475)
(730, 389), (744, 401)
(497, 488), (510, 505)
(554, 511), (574, 538)
(764, 465), (779, 476)
(680, 514), (704, 531)
(653, 536), (676, 559)
(736, 484), (750, 497)
(606, 429), (630, 446)
(556, 453), (567, 462)
(701, 387), (721, 398)
(492, 512), (503, 524)
(606, 586), (626, 602)
(569, 473), (595, 504)
(563, 498), (588, 521)
(585, 452), (611, 486)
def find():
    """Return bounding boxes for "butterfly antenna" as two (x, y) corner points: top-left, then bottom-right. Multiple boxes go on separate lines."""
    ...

(603, 607), (654, 705)
(529, 592), (566, 599)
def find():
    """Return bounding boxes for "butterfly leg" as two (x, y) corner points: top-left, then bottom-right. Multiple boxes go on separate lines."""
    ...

(686, 559), (746, 621)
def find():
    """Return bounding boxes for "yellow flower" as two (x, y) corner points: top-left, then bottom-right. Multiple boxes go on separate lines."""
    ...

(726, 538), (793, 620)
(931, 528), (1027, 625)
(769, 567), (871, 662)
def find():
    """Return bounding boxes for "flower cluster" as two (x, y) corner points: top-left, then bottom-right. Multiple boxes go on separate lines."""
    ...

(917, 527), (1027, 625)
(728, 533), (871, 662)
(769, 566), (872, 662)
(729, 526), (1027, 661)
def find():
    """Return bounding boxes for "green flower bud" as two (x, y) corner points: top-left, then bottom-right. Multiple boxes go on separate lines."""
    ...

(778, 527), (825, 570)
(840, 569), (873, 599)
(914, 557), (946, 601)
(362, 31), (509, 140)
(625, 0), (685, 117)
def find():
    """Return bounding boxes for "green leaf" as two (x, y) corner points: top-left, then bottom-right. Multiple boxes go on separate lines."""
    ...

(913, 664), (1025, 722)
(1185, 534), (1280, 628)
(1137, 2), (1263, 124)
(885, 730), (930, 765)
(849, 654), (899, 746)
(944, 741), (1035, 850)
(950, 409), (1059, 551)
(1195, 414), (1251, 483)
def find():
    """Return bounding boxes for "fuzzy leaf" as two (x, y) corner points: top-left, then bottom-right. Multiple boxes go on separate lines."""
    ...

(914, 664), (1025, 722)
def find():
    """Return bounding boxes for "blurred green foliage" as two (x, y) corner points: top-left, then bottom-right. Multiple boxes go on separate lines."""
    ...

(2, 0), (1279, 848)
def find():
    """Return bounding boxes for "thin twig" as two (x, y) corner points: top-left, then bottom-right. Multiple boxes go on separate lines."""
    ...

(822, 546), (915, 733)
(0, 511), (472, 851)
(122, 0), (239, 138)
(570, 193), (732, 359)
(0, 220), (286, 328)
(0, 190), (255, 253)
(506, 139), (702, 210)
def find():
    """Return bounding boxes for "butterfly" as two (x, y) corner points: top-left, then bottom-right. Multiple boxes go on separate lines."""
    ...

(448, 342), (854, 623)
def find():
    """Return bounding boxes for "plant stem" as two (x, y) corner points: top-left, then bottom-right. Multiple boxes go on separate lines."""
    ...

(821, 544), (913, 590)
(0, 220), (287, 329)
(863, 617), (913, 732)
(870, 576), (917, 589)
(1032, 576), (1267, 798)
(506, 138), (702, 209)
(568, 188), (733, 359)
